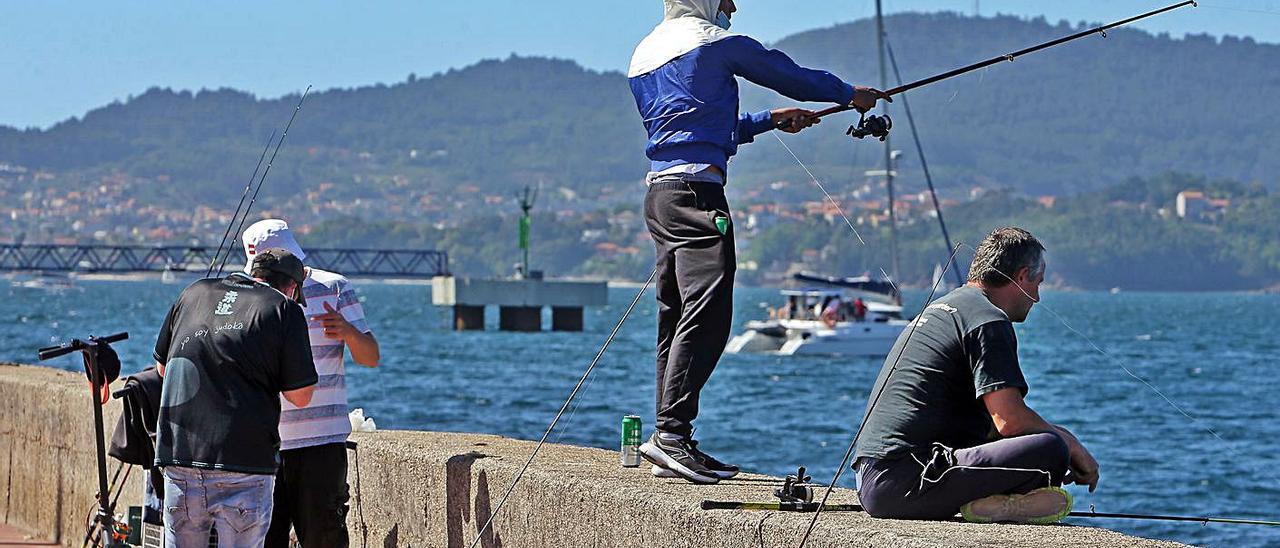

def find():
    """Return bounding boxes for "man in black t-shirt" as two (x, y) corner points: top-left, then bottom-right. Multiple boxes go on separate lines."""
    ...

(153, 248), (318, 547)
(854, 227), (1100, 524)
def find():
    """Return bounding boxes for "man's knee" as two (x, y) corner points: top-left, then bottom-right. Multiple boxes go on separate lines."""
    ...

(1029, 431), (1070, 478)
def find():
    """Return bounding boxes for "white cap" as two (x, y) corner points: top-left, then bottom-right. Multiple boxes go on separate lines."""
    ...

(242, 219), (307, 273)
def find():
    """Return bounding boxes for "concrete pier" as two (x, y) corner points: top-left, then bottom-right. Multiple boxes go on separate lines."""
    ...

(0, 364), (1188, 547)
(432, 276), (608, 332)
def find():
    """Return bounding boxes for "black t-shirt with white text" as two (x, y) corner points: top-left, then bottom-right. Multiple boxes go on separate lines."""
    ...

(153, 274), (317, 474)
(855, 285), (1028, 460)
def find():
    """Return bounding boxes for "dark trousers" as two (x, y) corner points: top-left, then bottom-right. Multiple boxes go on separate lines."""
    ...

(856, 432), (1070, 520)
(644, 177), (735, 439)
(265, 442), (350, 548)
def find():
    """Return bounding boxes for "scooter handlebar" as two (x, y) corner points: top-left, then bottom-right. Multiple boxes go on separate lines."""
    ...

(37, 332), (128, 361)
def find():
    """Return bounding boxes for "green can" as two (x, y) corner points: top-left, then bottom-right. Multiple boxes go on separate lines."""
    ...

(621, 415), (642, 467)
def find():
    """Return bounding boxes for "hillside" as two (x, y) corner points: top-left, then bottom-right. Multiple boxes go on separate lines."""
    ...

(2, 12), (1277, 212)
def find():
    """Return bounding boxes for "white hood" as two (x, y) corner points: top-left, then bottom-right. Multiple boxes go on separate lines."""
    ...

(628, 0), (737, 78)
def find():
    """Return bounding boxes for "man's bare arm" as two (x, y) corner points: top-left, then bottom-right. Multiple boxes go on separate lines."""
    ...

(314, 302), (380, 367)
(982, 387), (1100, 491)
(282, 384), (315, 407)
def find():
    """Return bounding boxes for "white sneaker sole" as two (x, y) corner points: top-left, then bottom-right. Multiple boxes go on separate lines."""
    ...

(650, 464), (739, 480)
(639, 442), (719, 484)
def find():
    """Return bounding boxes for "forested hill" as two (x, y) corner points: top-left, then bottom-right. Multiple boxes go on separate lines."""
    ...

(739, 12), (1280, 195)
(2, 12), (1278, 207)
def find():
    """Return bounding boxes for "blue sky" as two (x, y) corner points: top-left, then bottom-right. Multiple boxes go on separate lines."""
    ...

(3, 0), (1276, 129)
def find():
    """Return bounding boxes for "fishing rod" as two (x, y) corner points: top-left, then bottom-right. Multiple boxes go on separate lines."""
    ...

(702, 500), (1280, 526)
(204, 130), (275, 279)
(468, 267), (659, 548)
(818, 1), (1197, 138)
(210, 85), (312, 277)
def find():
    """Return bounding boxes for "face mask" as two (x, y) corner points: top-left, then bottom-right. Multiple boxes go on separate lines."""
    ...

(714, 11), (732, 30)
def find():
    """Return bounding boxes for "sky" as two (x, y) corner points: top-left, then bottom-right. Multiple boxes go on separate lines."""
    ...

(3, 0), (1277, 129)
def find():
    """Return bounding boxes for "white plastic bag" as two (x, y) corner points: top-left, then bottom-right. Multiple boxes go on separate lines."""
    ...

(348, 408), (378, 432)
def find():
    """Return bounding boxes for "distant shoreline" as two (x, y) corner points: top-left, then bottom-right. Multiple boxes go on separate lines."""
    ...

(13, 272), (1272, 293)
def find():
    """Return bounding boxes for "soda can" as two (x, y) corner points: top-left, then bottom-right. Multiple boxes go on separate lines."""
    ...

(621, 415), (642, 467)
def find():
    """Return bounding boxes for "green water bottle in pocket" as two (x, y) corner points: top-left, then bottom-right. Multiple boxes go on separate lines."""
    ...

(714, 215), (729, 235)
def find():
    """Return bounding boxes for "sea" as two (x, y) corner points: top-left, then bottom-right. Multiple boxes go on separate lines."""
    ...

(7, 278), (1277, 547)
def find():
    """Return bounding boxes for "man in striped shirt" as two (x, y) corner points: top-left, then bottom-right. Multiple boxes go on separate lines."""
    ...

(242, 219), (380, 548)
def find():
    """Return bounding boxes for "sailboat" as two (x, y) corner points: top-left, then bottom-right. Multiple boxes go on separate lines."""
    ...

(727, 1), (963, 357)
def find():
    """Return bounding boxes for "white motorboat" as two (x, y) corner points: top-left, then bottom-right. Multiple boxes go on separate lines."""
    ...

(727, 278), (910, 357)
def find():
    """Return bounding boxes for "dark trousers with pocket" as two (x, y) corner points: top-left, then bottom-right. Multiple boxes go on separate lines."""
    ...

(856, 432), (1070, 520)
(645, 176), (735, 439)
(265, 442), (351, 548)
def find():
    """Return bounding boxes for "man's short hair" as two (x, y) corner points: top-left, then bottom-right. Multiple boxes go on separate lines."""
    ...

(967, 227), (1045, 287)
(250, 268), (296, 293)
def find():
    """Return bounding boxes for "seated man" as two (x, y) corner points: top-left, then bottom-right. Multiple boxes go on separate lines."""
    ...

(854, 227), (1099, 523)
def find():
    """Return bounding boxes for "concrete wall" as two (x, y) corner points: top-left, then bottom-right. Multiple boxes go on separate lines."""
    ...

(0, 364), (1186, 548)
(0, 363), (142, 546)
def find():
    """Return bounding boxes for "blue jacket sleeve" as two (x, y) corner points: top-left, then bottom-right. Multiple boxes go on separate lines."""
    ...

(737, 110), (774, 144)
(721, 36), (856, 105)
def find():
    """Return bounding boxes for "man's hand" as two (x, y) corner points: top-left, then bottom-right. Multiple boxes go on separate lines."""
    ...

(772, 108), (818, 133)
(851, 86), (892, 113)
(312, 301), (358, 342)
(1055, 425), (1100, 492)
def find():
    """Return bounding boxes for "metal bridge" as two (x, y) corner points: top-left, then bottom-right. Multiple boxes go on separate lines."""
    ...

(0, 244), (450, 278)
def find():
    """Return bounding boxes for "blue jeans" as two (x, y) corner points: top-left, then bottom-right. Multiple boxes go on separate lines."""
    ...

(163, 466), (275, 548)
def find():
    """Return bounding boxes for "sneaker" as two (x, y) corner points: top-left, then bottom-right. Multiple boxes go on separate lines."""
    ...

(686, 439), (739, 479)
(639, 433), (719, 484)
(651, 464), (678, 478)
(960, 486), (1073, 525)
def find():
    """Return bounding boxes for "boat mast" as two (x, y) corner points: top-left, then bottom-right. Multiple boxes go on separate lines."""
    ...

(875, 0), (901, 296)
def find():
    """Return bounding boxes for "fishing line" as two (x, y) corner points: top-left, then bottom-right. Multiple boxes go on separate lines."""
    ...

(213, 85), (312, 277)
(771, 133), (867, 245)
(469, 267), (658, 548)
(796, 243), (965, 548)
(1196, 4), (1280, 16)
(204, 130), (276, 279)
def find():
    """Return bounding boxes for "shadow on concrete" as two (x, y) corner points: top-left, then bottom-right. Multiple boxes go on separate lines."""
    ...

(472, 471), (502, 548)
(382, 523), (398, 548)
(445, 451), (501, 548)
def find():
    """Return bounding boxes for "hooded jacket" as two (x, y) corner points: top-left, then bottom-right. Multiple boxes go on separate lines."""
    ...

(628, 0), (857, 176)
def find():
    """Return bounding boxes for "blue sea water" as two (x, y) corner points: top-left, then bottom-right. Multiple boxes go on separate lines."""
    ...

(8, 279), (1278, 547)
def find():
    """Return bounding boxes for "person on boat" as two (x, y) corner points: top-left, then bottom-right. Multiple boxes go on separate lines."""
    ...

(852, 297), (868, 322)
(153, 248), (317, 546)
(631, 0), (889, 485)
(854, 227), (1099, 523)
(821, 295), (844, 327)
(241, 219), (381, 548)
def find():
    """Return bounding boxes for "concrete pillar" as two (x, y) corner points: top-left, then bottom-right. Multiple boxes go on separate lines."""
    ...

(499, 306), (541, 332)
(551, 306), (584, 332)
(453, 305), (485, 331)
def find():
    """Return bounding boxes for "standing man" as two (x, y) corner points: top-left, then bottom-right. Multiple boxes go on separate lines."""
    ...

(154, 248), (317, 546)
(630, 0), (888, 484)
(854, 227), (1100, 523)
(242, 219), (380, 548)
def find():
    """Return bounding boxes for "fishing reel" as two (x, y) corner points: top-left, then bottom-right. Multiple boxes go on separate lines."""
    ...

(847, 112), (892, 141)
(775, 466), (815, 504)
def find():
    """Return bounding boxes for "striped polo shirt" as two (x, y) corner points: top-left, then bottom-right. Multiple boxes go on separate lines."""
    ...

(278, 267), (371, 451)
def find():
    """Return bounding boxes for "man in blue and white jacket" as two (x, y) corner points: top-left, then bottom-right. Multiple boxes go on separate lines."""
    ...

(631, 0), (888, 484)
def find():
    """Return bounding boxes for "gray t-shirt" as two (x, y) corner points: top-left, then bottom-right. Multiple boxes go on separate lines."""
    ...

(855, 285), (1028, 460)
